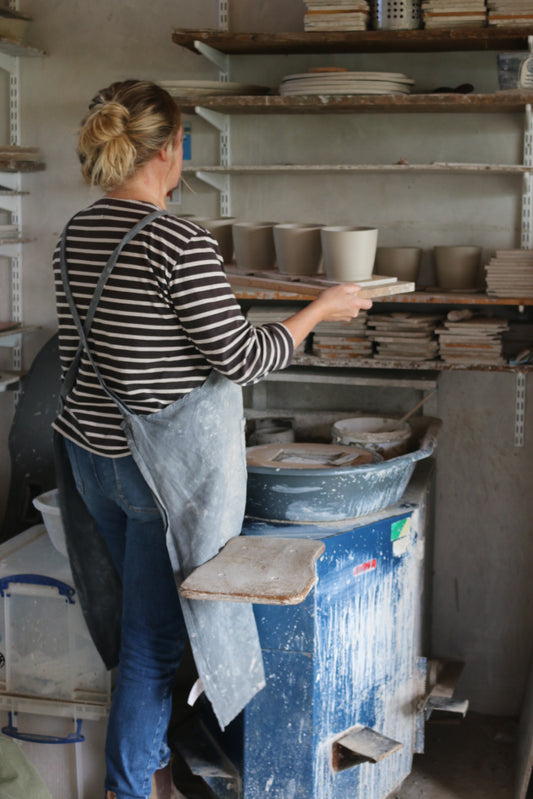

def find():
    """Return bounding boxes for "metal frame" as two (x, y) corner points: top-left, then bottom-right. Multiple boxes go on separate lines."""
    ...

(193, 4), (232, 216)
(0, 49), (23, 375)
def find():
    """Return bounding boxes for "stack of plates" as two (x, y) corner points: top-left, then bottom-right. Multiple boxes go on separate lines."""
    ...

(367, 313), (442, 361)
(159, 80), (270, 97)
(247, 305), (306, 352)
(435, 313), (509, 365)
(303, 0), (370, 30)
(421, 0), (487, 27)
(312, 314), (372, 359)
(279, 70), (414, 96)
(488, 0), (533, 26)
(485, 250), (533, 297)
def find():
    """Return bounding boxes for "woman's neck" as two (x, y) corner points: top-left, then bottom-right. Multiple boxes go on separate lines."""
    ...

(106, 167), (168, 210)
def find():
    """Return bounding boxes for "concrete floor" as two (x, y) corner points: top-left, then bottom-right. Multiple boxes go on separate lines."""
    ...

(392, 713), (517, 799)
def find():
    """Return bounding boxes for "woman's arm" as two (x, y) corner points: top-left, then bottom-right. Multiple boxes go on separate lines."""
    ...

(281, 283), (373, 348)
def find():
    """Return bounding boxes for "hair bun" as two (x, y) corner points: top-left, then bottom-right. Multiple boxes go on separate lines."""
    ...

(85, 101), (130, 145)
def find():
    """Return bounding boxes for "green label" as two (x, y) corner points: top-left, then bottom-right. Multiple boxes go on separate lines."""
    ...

(391, 517), (410, 542)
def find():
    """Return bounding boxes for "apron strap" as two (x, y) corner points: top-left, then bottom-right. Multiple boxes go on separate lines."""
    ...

(59, 208), (166, 415)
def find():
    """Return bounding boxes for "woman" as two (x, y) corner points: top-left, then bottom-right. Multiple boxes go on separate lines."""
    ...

(52, 79), (372, 799)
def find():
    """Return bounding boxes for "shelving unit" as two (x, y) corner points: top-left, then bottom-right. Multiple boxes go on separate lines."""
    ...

(173, 25), (533, 379)
(0, 25), (45, 393)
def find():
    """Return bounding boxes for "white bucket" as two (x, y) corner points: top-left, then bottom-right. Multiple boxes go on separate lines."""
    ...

(33, 489), (68, 557)
(332, 416), (412, 460)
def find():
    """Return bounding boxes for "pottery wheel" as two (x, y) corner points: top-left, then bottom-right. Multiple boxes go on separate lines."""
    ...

(246, 442), (377, 469)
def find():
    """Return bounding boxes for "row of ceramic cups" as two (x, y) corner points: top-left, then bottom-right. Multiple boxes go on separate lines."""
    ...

(190, 217), (484, 289)
(189, 217), (379, 282)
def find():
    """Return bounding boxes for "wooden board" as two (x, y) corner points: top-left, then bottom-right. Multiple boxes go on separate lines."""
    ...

(179, 535), (325, 605)
(227, 270), (415, 299)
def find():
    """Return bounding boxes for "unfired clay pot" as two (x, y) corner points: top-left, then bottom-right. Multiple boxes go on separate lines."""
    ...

(321, 226), (378, 282)
(202, 217), (235, 263)
(433, 246), (482, 290)
(232, 222), (276, 273)
(273, 223), (323, 276)
(374, 246), (421, 283)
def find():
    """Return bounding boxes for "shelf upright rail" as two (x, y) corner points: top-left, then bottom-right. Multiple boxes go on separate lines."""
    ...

(194, 3), (232, 217)
(0, 47), (22, 379)
(515, 98), (533, 447)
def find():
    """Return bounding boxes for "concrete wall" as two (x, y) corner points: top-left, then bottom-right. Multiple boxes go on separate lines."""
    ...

(0, 0), (531, 715)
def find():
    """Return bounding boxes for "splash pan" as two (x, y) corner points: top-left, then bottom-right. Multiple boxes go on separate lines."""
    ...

(245, 416), (441, 522)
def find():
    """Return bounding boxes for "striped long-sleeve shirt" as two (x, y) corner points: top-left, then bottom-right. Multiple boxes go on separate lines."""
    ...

(52, 198), (294, 457)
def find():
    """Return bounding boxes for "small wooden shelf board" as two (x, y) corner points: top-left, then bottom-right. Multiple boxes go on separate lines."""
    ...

(227, 269), (415, 300)
(179, 536), (326, 605)
(178, 92), (533, 115)
(172, 27), (533, 55)
(0, 370), (22, 391)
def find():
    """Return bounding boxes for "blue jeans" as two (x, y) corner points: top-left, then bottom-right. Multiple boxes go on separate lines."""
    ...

(65, 439), (187, 799)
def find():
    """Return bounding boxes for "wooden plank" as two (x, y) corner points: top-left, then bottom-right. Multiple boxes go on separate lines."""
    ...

(179, 536), (326, 605)
(172, 27), (533, 55)
(427, 659), (465, 699)
(185, 163), (532, 174)
(227, 270), (415, 299)
(178, 91), (533, 115)
(332, 725), (403, 771)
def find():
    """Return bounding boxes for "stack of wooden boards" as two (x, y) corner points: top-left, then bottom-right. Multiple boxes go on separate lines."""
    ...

(367, 313), (442, 362)
(485, 250), (533, 298)
(421, 0), (486, 28)
(435, 311), (509, 365)
(302, 0), (370, 31)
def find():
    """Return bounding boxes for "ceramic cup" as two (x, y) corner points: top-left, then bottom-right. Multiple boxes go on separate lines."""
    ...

(232, 222), (277, 273)
(433, 246), (482, 291)
(273, 223), (323, 276)
(374, 246), (422, 283)
(320, 226), (378, 282)
(202, 217), (235, 263)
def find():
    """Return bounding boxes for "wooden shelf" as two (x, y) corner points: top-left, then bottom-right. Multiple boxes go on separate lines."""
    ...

(178, 91), (533, 115)
(172, 27), (533, 55)
(185, 162), (531, 176)
(0, 159), (45, 173)
(292, 353), (532, 373)
(0, 37), (44, 58)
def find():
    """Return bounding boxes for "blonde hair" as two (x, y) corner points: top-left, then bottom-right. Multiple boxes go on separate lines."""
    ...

(77, 80), (182, 191)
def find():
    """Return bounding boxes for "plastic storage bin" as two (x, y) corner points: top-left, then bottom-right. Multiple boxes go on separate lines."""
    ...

(0, 526), (111, 706)
(0, 698), (107, 799)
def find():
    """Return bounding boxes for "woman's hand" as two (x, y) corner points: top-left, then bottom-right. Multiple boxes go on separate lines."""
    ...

(280, 284), (373, 348)
(312, 283), (373, 322)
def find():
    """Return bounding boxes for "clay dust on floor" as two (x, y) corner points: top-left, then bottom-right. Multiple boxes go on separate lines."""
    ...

(391, 712), (517, 799)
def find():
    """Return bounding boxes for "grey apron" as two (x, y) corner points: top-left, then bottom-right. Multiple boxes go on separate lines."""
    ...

(57, 210), (265, 729)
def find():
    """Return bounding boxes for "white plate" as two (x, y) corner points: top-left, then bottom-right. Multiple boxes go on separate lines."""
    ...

(280, 84), (412, 95)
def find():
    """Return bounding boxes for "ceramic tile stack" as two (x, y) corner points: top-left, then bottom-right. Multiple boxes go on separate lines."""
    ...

(303, 0), (370, 30)
(485, 250), (533, 297)
(312, 313), (371, 359)
(487, 0), (533, 26)
(435, 310), (509, 365)
(421, 0), (487, 27)
(367, 313), (442, 362)
(246, 306), (307, 353)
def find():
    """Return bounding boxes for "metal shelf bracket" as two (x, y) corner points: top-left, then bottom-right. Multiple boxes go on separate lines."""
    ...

(514, 372), (527, 448)
(195, 170), (230, 195)
(193, 41), (229, 80)
(522, 104), (533, 249)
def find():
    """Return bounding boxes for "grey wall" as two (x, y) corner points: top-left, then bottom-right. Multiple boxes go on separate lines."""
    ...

(0, 0), (531, 715)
